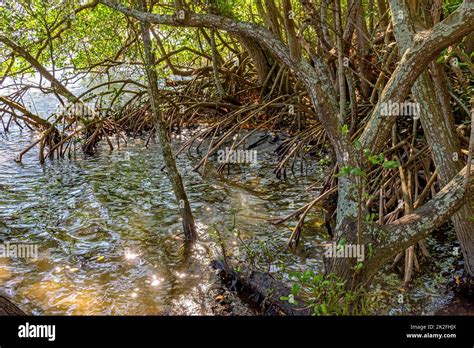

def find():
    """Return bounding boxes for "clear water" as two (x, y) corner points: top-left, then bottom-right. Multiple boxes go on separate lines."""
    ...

(0, 75), (464, 315)
(0, 122), (329, 314)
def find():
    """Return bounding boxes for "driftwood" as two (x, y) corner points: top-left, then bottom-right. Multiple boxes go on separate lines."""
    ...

(211, 260), (310, 316)
(0, 293), (26, 316)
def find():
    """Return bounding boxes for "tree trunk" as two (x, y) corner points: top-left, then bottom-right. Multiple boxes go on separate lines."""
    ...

(100, 0), (474, 288)
(355, 1), (372, 100)
(0, 294), (26, 316)
(391, 0), (474, 277)
(329, 166), (473, 289)
(237, 34), (274, 89)
(139, 0), (196, 241)
(210, 28), (226, 98)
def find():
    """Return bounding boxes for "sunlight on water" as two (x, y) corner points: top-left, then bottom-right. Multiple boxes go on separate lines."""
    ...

(0, 120), (454, 315)
(0, 123), (325, 315)
(0, 259), (12, 283)
(20, 280), (104, 315)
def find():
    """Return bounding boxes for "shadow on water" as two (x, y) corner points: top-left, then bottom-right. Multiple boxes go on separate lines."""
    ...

(0, 122), (325, 315)
(0, 124), (470, 315)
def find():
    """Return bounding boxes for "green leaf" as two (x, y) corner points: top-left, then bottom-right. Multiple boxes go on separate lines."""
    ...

(368, 155), (381, 165)
(312, 274), (323, 284)
(292, 283), (301, 295)
(320, 303), (328, 314)
(288, 294), (298, 305)
(340, 165), (352, 175)
(383, 160), (400, 169)
(350, 167), (364, 176)
(353, 139), (362, 150)
(341, 124), (349, 135)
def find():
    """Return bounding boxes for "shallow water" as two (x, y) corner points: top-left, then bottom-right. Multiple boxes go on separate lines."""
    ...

(0, 76), (468, 315)
(0, 122), (330, 314)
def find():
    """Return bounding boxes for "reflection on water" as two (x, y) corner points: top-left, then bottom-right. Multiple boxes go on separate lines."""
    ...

(0, 77), (464, 314)
(0, 121), (327, 315)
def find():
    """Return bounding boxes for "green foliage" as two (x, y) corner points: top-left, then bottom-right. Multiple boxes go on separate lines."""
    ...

(363, 149), (399, 169)
(0, 0), (240, 82)
(382, 160), (400, 169)
(367, 243), (373, 259)
(341, 124), (349, 135)
(215, 0), (236, 17)
(280, 271), (370, 315)
(353, 262), (363, 272)
(353, 139), (362, 150)
(0, 0), (131, 75)
(365, 212), (377, 224)
(338, 165), (365, 177)
(366, 152), (384, 165)
(350, 167), (364, 177)
(443, 0), (463, 14)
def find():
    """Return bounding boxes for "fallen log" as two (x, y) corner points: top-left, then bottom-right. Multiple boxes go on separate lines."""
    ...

(211, 259), (310, 316)
(0, 293), (26, 316)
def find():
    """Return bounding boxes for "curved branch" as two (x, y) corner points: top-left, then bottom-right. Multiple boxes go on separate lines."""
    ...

(0, 96), (53, 130)
(0, 36), (78, 102)
(98, 0), (346, 158)
(367, 165), (473, 274)
(359, 0), (474, 153)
